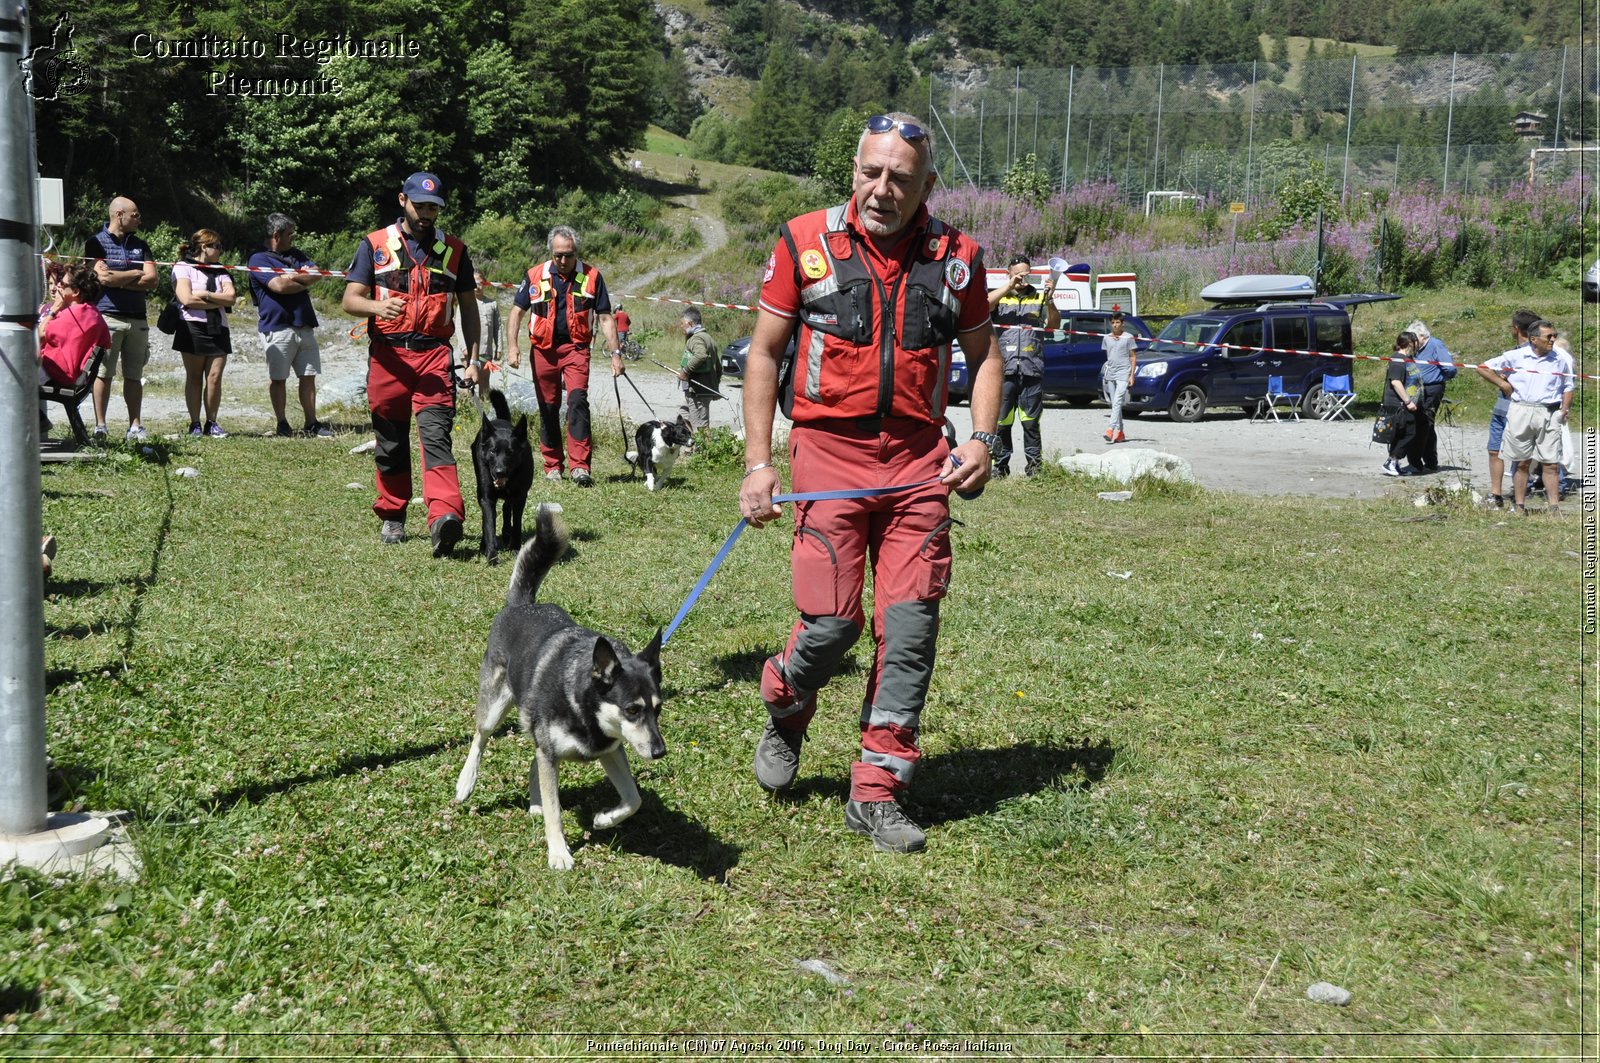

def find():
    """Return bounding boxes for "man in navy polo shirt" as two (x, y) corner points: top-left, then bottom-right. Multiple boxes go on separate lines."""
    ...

(248, 212), (331, 437)
(82, 196), (158, 440)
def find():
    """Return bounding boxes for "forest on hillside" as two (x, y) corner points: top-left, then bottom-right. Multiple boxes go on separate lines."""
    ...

(26, 0), (1592, 241)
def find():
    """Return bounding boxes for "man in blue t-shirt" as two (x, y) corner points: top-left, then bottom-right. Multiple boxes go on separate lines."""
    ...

(82, 196), (158, 440)
(247, 212), (331, 437)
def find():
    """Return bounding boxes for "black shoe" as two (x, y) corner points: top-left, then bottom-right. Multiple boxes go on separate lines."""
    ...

(430, 514), (463, 557)
(275, 421), (294, 437)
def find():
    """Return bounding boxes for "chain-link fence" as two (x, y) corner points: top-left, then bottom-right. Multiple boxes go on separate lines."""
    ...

(913, 47), (1596, 202)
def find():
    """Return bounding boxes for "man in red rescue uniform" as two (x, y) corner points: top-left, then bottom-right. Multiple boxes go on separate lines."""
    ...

(738, 112), (1003, 854)
(505, 225), (624, 486)
(342, 172), (481, 556)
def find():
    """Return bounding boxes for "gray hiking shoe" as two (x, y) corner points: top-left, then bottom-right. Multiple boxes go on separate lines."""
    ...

(844, 799), (926, 853)
(753, 718), (806, 791)
(379, 519), (405, 545)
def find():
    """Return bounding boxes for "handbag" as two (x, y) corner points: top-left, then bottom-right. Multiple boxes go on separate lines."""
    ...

(156, 300), (181, 336)
(1371, 410), (1398, 445)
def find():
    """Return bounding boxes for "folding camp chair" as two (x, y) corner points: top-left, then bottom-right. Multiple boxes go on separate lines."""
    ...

(1254, 375), (1302, 422)
(1317, 373), (1357, 421)
(39, 345), (108, 446)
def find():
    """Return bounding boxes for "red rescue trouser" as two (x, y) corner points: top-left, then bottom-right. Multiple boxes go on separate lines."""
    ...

(367, 338), (463, 526)
(760, 418), (953, 803)
(531, 341), (593, 474)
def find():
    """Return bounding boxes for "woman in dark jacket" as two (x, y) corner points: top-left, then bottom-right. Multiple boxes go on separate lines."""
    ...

(1381, 330), (1421, 476)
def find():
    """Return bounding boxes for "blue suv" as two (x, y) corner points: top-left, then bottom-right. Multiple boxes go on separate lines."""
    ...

(948, 310), (1152, 404)
(1127, 292), (1394, 421)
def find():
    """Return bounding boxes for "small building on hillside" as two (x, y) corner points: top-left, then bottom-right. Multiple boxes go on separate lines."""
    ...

(1512, 111), (1548, 138)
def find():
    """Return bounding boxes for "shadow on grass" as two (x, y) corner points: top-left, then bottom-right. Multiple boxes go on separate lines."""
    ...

(47, 758), (103, 812)
(580, 785), (741, 881)
(483, 779), (742, 881)
(204, 738), (459, 813)
(911, 740), (1116, 827)
(711, 649), (865, 686)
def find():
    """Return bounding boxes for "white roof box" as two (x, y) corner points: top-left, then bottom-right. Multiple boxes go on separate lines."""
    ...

(1200, 274), (1316, 303)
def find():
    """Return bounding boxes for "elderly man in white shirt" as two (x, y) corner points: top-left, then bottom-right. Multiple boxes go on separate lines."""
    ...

(1476, 319), (1575, 514)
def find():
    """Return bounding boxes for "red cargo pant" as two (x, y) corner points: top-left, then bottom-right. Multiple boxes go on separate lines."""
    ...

(531, 341), (593, 474)
(367, 338), (463, 527)
(760, 418), (953, 803)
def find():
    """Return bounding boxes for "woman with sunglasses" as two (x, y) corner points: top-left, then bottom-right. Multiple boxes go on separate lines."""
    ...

(38, 262), (111, 395)
(1381, 330), (1422, 476)
(173, 228), (237, 437)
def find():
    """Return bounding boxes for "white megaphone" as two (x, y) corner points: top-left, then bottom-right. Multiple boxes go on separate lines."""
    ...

(1046, 256), (1070, 291)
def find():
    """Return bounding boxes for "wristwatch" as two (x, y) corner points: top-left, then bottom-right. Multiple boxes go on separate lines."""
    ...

(969, 431), (1000, 455)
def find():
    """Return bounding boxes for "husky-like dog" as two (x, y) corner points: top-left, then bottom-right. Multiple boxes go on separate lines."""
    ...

(471, 389), (534, 565)
(625, 415), (693, 491)
(454, 504), (665, 870)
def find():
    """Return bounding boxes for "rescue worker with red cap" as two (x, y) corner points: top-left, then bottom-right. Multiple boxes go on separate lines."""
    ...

(738, 111), (1003, 854)
(342, 171), (481, 556)
(505, 225), (623, 486)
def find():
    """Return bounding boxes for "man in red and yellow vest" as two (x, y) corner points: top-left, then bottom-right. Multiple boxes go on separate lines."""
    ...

(506, 226), (623, 486)
(342, 172), (481, 556)
(738, 113), (1003, 855)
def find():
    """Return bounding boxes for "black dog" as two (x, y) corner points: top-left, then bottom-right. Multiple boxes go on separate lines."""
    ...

(471, 389), (534, 564)
(625, 416), (694, 491)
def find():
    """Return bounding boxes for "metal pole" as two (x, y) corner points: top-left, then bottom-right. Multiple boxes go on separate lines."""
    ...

(1158, 64), (1171, 188)
(978, 98), (984, 186)
(1553, 45), (1568, 147)
(1061, 66), (1075, 192)
(1442, 52), (1457, 194)
(1246, 61), (1257, 204)
(0, 6), (47, 838)
(1341, 53), (1356, 200)
(1011, 66), (1020, 173)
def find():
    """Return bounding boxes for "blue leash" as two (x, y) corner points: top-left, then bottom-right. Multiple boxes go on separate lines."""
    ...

(660, 477), (946, 646)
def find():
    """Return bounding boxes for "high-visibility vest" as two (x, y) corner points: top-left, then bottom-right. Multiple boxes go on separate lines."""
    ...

(522, 260), (601, 348)
(777, 203), (976, 424)
(363, 223), (467, 340)
(993, 288), (1050, 374)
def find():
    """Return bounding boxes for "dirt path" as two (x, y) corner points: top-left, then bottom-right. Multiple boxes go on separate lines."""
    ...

(613, 191), (729, 295)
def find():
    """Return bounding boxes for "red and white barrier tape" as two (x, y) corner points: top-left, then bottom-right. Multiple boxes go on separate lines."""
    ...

(39, 253), (1589, 380)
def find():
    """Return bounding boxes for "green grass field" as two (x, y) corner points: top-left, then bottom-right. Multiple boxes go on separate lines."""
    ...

(7, 419), (1589, 1057)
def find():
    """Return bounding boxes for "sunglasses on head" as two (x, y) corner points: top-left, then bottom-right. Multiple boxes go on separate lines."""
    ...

(865, 115), (928, 142)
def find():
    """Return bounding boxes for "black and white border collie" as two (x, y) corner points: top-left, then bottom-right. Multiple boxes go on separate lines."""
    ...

(626, 416), (694, 491)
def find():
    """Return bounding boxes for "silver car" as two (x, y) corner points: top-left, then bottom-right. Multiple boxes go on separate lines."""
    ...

(1585, 259), (1599, 302)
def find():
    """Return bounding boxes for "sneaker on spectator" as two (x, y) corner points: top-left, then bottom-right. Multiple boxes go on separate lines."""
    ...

(125, 425), (148, 442)
(1381, 460), (1400, 477)
(309, 421), (335, 438)
(844, 799), (927, 853)
(92, 424), (108, 440)
(275, 421), (294, 437)
(571, 468), (593, 487)
(380, 519), (405, 545)
(1485, 494), (1505, 510)
(545, 469), (563, 482)
(189, 422), (204, 437)
(204, 421), (227, 438)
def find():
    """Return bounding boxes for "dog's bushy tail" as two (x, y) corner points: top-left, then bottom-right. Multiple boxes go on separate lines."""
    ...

(506, 503), (567, 608)
(488, 388), (511, 421)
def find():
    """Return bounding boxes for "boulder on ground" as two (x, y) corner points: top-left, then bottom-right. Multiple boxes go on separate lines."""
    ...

(1057, 448), (1196, 484)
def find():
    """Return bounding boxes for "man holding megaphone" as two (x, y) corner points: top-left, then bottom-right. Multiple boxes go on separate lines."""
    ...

(987, 255), (1061, 476)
